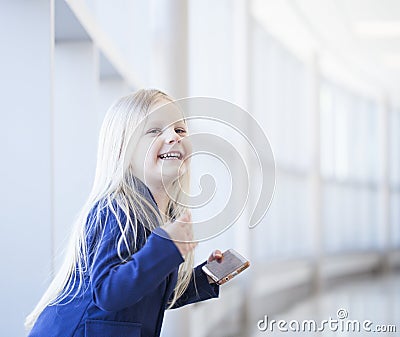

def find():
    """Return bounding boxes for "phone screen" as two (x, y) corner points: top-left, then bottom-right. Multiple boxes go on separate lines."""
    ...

(202, 249), (249, 284)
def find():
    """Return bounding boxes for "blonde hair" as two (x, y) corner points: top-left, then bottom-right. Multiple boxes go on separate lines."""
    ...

(25, 89), (194, 330)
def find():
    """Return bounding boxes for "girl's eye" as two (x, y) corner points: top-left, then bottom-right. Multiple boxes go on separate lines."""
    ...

(146, 128), (162, 135)
(175, 128), (187, 134)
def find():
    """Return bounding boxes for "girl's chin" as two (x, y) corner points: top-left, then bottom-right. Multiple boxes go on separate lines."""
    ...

(158, 159), (185, 169)
(158, 165), (187, 180)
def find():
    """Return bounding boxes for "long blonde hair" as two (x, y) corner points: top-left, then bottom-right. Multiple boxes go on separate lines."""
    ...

(25, 89), (194, 330)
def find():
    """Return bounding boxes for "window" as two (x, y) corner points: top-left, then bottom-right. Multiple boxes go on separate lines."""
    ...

(320, 80), (382, 252)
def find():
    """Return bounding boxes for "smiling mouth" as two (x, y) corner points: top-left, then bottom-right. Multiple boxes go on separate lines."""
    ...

(158, 151), (183, 160)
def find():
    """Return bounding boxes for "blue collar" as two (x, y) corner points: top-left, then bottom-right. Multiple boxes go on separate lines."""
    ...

(131, 175), (159, 208)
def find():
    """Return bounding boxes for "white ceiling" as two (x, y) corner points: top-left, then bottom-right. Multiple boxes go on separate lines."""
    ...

(291, 0), (400, 107)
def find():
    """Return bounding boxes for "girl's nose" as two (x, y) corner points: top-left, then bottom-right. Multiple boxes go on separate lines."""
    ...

(165, 128), (181, 144)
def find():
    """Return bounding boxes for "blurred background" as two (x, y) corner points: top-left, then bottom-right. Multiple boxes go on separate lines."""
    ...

(1, 0), (399, 336)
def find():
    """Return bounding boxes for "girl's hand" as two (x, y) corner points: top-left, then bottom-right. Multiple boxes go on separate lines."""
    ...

(208, 250), (223, 263)
(205, 250), (223, 284)
(161, 212), (197, 258)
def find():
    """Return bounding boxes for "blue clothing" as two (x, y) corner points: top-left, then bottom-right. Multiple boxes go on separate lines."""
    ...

(29, 178), (219, 337)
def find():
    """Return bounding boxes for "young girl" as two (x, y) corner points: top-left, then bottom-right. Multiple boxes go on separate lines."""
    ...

(25, 89), (223, 337)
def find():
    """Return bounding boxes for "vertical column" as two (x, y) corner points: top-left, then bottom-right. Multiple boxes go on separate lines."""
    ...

(149, 0), (188, 99)
(232, 0), (252, 335)
(380, 97), (391, 271)
(53, 0), (99, 270)
(0, 1), (53, 337)
(309, 53), (323, 291)
(53, 40), (98, 269)
(233, 0), (250, 255)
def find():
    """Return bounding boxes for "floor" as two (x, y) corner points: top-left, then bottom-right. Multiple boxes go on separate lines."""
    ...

(250, 271), (400, 336)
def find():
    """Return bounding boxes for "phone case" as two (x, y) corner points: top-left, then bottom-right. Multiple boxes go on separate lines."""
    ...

(201, 249), (250, 285)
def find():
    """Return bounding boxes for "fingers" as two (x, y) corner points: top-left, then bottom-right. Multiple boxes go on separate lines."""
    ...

(160, 211), (197, 258)
(214, 249), (222, 257)
(177, 211), (191, 225)
(208, 249), (223, 263)
(175, 211), (197, 257)
(178, 211), (194, 242)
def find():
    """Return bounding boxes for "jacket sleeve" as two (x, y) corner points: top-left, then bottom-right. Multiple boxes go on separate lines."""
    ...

(88, 206), (184, 312)
(167, 261), (220, 309)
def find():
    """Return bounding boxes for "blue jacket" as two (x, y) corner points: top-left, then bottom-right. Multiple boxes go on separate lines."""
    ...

(29, 180), (219, 337)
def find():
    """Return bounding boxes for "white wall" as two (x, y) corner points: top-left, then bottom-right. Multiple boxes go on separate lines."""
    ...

(0, 2), (53, 336)
(53, 41), (99, 268)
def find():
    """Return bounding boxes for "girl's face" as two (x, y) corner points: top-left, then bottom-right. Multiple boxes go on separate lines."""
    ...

(131, 101), (192, 188)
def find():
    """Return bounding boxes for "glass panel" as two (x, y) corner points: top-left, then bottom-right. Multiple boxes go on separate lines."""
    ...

(250, 19), (312, 260)
(320, 79), (381, 252)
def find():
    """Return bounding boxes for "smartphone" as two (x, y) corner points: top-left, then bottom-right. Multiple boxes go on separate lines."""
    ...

(202, 249), (250, 285)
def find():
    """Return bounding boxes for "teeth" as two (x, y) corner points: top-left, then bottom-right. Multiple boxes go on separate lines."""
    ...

(159, 152), (181, 159)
